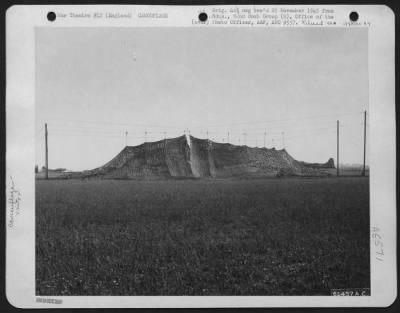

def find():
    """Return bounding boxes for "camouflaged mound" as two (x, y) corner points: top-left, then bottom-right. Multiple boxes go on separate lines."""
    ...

(81, 135), (334, 179)
(82, 136), (191, 179)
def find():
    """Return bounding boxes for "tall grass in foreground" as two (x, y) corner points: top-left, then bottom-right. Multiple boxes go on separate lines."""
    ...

(36, 177), (369, 295)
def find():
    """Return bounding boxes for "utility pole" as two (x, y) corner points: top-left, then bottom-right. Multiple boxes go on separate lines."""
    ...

(362, 110), (367, 176)
(125, 131), (128, 146)
(227, 132), (230, 143)
(206, 130), (209, 140)
(164, 131), (167, 140)
(243, 132), (247, 146)
(45, 123), (48, 180)
(337, 120), (339, 177)
(145, 131), (147, 143)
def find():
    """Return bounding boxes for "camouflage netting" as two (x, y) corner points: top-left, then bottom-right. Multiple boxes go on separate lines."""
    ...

(79, 135), (334, 179)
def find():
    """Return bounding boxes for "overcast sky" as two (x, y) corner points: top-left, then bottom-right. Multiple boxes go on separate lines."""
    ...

(36, 27), (368, 171)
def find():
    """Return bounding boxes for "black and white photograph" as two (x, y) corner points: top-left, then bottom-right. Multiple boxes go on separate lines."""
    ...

(5, 4), (396, 308)
(34, 26), (371, 296)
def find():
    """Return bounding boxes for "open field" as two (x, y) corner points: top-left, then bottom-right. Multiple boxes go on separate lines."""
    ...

(36, 177), (370, 295)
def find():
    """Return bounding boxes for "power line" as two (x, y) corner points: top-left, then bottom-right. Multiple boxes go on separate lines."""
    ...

(48, 126), (338, 143)
(38, 112), (366, 168)
(201, 111), (361, 127)
(45, 118), (352, 140)
(38, 118), (186, 129)
(38, 111), (361, 130)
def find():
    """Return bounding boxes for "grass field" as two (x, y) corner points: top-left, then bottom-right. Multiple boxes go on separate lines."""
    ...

(36, 177), (370, 295)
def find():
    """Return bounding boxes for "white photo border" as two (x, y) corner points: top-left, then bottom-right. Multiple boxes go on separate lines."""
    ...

(5, 4), (396, 308)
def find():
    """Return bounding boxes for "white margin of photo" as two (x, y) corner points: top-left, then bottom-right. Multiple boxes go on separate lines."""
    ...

(5, 4), (396, 308)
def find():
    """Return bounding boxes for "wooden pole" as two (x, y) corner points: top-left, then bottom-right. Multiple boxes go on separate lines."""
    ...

(45, 123), (48, 180)
(337, 120), (339, 177)
(362, 111), (367, 176)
